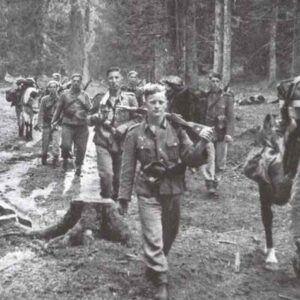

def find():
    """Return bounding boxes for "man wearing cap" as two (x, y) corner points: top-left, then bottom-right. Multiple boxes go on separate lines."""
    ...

(124, 70), (145, 107)
(88, 66), (139, 200)
(36, 81), (60, 166)
(201, 72), (234, 196)
(52, 73), (91, 176)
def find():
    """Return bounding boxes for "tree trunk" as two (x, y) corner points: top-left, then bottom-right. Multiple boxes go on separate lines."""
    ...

(185, 0), (198, 87)
(222, 0), (232, 86)
(213, 0), (224, 75)
(269, 0), (278, 85)
(292, 0), (300, 76)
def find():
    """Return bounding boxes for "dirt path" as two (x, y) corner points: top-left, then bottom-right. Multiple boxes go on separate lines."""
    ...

(0, 87), (300, 299)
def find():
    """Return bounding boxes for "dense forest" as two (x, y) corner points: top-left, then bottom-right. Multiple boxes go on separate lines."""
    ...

(0, 0), (299, 87)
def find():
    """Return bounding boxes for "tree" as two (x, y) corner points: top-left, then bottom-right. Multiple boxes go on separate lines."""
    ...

(222, 0), (232, 86)
(292, 0), (300, 76)
(213, 0), (223, 75)
(269, 0), (278, 85)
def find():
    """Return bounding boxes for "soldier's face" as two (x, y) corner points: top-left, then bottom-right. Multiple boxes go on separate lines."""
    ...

(48, 84), (57, 95)
(71, 76), (82, 90)
(146, 92), (167, 118)
(209, 77), (221, 92)
(108, 71), (122, 91)
(128, 75), (138, 86)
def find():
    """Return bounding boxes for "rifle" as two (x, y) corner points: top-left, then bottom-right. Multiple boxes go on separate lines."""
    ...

(116, 105), (216, 142)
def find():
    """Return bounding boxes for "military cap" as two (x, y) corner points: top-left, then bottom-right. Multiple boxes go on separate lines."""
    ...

(128, 70), (138, 77)
(161, 75), (183, 87)
(209, 72), (222, 81)
(16, 78), (26, 86)
(71, 73), (82, 80)
(47, 80), (59, 88)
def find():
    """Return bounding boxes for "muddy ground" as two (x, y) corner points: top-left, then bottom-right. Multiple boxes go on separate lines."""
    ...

(0, 83), (300, 300)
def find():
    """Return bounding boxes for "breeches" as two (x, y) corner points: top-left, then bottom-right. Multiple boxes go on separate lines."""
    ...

(137, 194), (180, 276)
(61, 124), (89, 167)
(42, 126), (60, 157)
(96, 145), (122, 199)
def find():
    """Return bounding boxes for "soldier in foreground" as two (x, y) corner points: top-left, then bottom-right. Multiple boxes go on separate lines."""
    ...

(118, 83), (213, 300)
(35, 80), (60, 167)
(51, 73), (91, 176)
(88, 67), (139, 201)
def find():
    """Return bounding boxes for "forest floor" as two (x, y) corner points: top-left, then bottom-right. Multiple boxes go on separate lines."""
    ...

(1, 82), (300, 300)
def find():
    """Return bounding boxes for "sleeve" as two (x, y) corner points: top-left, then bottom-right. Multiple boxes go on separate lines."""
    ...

(37, 98), (45, 127)
(178, 127), (208, 167)
(51, 94), (64, 124)
(225, 92), (234, 136)
(118, 129), (138, 201)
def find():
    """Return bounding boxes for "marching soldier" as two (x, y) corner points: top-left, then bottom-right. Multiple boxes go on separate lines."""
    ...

(36, 80), (61, 166)
(88, 67), (140, 200)
(118, 83), (213, 300)
(51, 73), (91, 176)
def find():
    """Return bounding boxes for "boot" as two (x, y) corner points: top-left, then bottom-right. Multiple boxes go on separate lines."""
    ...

(293, 239), (300, 279)
(52, 156), (59, 168)
(205, 180), (216, 196)
(41, 154), (47, 166)
(75, 166), (81, 177)
(62, 159), (68, 171)
(155, 284), (169, 300)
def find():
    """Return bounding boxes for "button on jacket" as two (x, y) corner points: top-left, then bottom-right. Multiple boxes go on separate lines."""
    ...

(119, 118), (208, 199)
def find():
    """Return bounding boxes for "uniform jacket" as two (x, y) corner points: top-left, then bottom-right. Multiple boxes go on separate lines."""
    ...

(204, 89), (234, 139)
(38, 94), (59, 127)
(88, 90), (140, 152)
(52, 88), (91, 126)
(119, 118), (208, 200)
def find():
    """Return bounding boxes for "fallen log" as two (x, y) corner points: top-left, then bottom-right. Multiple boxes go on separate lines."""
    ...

(1, 198), (131, 248)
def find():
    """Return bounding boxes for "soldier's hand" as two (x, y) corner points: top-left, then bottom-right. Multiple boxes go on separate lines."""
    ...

(34, 124), (41, 131)
(118, 199), (129, 216)
(224, 135), (233, 143)
(200, 127), (214, 142)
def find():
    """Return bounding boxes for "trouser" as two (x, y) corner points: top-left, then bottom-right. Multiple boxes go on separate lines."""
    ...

(138, 194), (181, 285)
(96, 145), (122, 200)
(215, 140), (228, 171)
(291, 164), (300, 241)
(61, 124), (89, 167)
(15, 105), (22, 134)
(42, 126), (60, 157)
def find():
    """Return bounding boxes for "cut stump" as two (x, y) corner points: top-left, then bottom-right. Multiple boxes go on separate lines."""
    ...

(1, 198), (131, 248)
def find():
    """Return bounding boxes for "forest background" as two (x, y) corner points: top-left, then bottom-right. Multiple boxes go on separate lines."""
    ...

(0, 0), (298, 88)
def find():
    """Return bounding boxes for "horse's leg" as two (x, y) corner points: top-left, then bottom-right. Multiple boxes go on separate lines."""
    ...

(259, 184), (278, 264)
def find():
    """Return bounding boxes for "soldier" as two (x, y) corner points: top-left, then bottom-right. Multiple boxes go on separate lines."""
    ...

(201, 72), (234, 196)
(51, 73), (91, 176)
(124, 70), (145, 107)
(35, 80), (60, 166)
(88, 67), (140, 200)
(118, 83), (213, 300)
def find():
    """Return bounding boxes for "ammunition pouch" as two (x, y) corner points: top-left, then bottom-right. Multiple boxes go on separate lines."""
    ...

(141, 161), (185, 184)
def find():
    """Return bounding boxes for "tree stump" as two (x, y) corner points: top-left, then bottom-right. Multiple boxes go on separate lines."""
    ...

(1, 199), (131, 248)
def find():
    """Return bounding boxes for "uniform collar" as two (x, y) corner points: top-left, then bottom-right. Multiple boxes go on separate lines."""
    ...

(144, 117), (167, 134)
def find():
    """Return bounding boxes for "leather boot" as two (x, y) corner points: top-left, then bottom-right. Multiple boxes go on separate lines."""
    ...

(155, 284), (169, 300)
(62, 159), (68, 171)
(41, 154), (47, 166)
(52, 156), (59, 168)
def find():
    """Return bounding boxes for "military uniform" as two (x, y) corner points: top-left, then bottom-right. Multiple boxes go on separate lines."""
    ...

(202, 89), (234, 191)
(52, 88), (91, 172)
(88, 90), (139, 200)
(118, 118), (209, 286)
(37, 93), (60, 165)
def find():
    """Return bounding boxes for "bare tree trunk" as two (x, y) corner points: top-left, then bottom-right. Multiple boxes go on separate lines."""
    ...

(185, 0), (198, 87)
(269, 0), (278, 85)
(222, 0), (232, 87)
(292, 0), (300, 76)
(213, 0), (224, 75)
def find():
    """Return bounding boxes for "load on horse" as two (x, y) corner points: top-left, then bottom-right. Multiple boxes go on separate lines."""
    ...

(5, 78), (40, 140)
